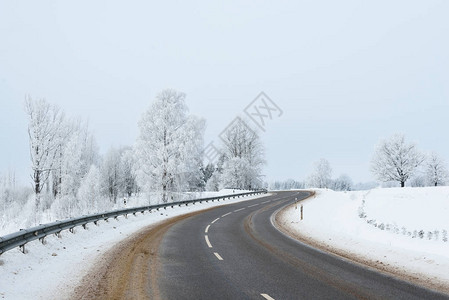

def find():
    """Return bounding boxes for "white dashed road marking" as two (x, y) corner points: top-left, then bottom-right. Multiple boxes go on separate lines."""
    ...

(214, 252), (224, 261)
(221, 212), (232, 217)
(211, 218), (220, 224)
(205, 235), (212, 248)
(261, 201), (270, 204)
(205, 225), (210, 233)
(261, 293), (275, 300)
(234, 208), (245, 212)
(248, 204), (259, 207)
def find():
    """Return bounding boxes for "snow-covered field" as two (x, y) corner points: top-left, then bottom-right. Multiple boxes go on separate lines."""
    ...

(279, 187), (449, 291)
(0, 190), (268, 300)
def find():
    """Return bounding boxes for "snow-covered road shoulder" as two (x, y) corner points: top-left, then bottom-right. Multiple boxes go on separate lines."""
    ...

(277, 187), (449, 294)
(0, 192), (270, 300)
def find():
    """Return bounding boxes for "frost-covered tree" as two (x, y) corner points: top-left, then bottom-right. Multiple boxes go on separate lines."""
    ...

(121, 148), (137, 197)
(25, 97), (67, 211)
(220, 118), (265, 189)
(205, 171), (221, 191)
(220, 157), (251, 189)
(135, 89), (205, 202)
(425, 153), (448, 186)
(332, 174), (352, 191)
(409, 175), (426, 187)
(269, 179), (304, 190)
(77, 165), (103, 214)
(201, 163), (215, 186)
(183, 119), (206, 192)
(307, 158), (332, 188)
(101, 147), (123, 203)
(371, 134), (424, 187)
(50, 120), (99, 205)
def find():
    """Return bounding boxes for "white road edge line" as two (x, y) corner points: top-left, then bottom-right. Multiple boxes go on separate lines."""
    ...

(214, 252), (223, 261)
(221, 212), (232, 217)
(205, 235), (212, 248)
(234, 208), (245, 212)
(261, 293), (275, 300)
(211, 218), (220, 224)
(205, 225), (210, 233)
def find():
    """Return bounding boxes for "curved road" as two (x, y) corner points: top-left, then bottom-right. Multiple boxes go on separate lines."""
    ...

(154, 191), (448, 300)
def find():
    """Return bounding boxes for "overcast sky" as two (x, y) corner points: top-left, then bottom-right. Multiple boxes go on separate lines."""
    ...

(1, 0), (448, 186)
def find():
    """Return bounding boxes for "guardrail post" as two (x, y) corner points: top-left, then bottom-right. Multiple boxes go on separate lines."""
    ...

(69, 227), (75, 234)
(82, 224), (87, 230)
(20, 244), (26, 254)
(94, 220), (98, 226)
(39, 237), (46, 244)
(55, 231), (62, 238)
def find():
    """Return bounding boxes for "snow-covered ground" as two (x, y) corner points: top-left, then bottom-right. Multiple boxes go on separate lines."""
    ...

(279, 187), (449, 291)
(0, 190), (269, 300)
(0, 189), (252, 237)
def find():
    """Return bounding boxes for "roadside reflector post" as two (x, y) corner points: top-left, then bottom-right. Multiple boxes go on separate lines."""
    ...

(300, 204), (303, 221)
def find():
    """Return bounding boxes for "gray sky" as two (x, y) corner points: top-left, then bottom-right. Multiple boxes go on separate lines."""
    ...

(1, 0), (448, 186)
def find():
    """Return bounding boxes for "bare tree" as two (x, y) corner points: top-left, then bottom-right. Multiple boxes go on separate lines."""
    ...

(425, 152), (448, 186)
(371, 134), (424, 187)
(25, 97), (66, 211)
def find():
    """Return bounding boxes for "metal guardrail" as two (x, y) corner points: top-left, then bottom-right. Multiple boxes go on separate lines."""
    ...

(0, 190), (267, 255)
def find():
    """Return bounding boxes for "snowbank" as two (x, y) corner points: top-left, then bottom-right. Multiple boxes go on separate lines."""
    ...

(0, 189), (253, 237)
(279, 187), (449, 291)
(0, 191), (268, 300)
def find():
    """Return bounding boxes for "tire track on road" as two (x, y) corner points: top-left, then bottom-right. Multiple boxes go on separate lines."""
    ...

(71, 208), (216, 300)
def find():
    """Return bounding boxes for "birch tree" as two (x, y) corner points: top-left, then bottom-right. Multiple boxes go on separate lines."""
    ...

(135, 89), (205, 202)
(25, 97), (66, 211)
(371, 134), (424, 187)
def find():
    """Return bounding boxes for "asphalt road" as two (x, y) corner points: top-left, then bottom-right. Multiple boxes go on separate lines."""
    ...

(156, 191), (449, 300)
